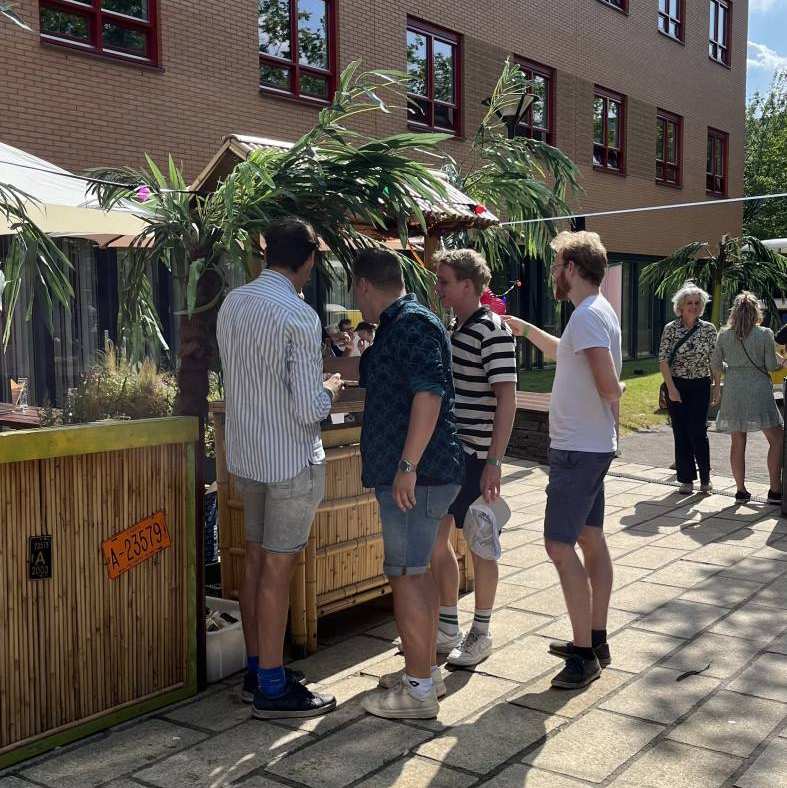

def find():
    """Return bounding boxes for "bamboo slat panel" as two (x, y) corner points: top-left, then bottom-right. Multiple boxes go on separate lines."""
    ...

(210, 404), (473, 653)
(0, 432), (195, 761)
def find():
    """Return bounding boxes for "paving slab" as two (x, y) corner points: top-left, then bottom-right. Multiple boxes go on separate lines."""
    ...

(459, 581), (535, 611)
(502, 544), (551, 569)
(606, 628), (687, 673)
(534, 609), (638, 642)
(668, 690), (786, 757)
(605, 530), (668, 552)
(426, 671), (519, 729)
(487, 608), (556, 647)
(609, 580), (684, 614)
(162, 686), (251, 732)
(479, 765), (591, 787)
(287, 636), (397, 684)
(356, 755), (476, 787)
(663, 632), (765, 678)
(616, 546), (688, 570)
(644, 560), (723, 588)
(225, 777), (285, 788)
(522, 709), (663, 783)
(600, 666), (719, 724)
(679, 576), (762, 608)
(709, 603), (787, 643)
(632, 599), (728, 639)
(751, 539), (787, 561)
(747, 574), (787, 609)
(766, 632), (787, 655)
(511, 586), (571, 617)
(719, 557), (787, 583)
(609, 564), (654, 590)
(415, 702), (563, 774)
(505, 562), (562, 590)
(714, 527), (787, 550)
(750, 515), (787, 534)
(683, 543), (755, 566)
(134, 720), (308, 787)
(509, 668), (630, 718)
(500, 529), (543, 550)
(475, 635), (562, 684)
(608, 740), (741, 788)
(735, 737), (787, 788)
(20, 720), (207, 788)
(0, 780), (43, 788)
(265, 716), (431, 787)
(728, 653), (787, 703)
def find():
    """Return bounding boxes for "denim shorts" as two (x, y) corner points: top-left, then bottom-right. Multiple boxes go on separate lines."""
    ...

(375, 484), (460, 576)
(237, 463), (326, 554)
(544, 449), (615, 545)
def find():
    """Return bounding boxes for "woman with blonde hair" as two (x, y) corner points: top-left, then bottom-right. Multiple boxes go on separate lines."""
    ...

(711, 292), (787, 504)
(659, 282), (718, 495)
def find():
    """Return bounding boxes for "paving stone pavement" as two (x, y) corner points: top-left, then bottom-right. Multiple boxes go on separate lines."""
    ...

(2, 458), (785, 788)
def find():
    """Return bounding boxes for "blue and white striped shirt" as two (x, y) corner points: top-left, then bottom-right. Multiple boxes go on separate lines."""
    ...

(216, 269), (331, 483)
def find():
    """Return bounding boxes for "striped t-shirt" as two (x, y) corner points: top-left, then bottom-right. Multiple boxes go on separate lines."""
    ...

(451, 307), (517, 458)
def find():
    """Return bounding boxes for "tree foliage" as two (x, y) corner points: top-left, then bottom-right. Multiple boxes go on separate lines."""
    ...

(744, 69), (787, 239)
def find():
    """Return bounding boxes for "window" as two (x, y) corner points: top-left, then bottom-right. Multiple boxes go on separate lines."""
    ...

(513, 58), (554, 144)
(709, 0), (731, 66)
(597, 0), (628, 12)
(706, 128), (728, 195)
(38, 1), (159, 64)
(658, 0), (684, 42)
(406, 18), (461, 134)
(258, 0), (336, 102)
(656, 110), (682, 186)
(593, 87), (625, 173)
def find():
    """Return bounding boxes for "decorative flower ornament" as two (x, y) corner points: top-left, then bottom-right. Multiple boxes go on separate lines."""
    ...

(136, 185), (152, 202)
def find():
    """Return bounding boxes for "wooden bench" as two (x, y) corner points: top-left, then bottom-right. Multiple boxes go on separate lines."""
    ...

(507, 391), (552, 464)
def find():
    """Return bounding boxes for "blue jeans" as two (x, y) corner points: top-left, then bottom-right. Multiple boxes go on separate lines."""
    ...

(375, 484), (460, 576)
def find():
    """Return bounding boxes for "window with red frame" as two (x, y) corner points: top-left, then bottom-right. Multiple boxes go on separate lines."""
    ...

(658, 0), (684, 42)
(593, 88), (625, 173)
(513, 59), (554, 145)
(656, 110), (682, 186)
(707, 128), (728, 195)
(406, 19), (461, 134)
(258, 0), (336, 102)
(597, 0), (628, 12)
(709, 0), (731, 66)
(39, 0), (158, 64)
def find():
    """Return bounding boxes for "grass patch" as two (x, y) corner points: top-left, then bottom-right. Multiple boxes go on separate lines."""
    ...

(518, 358), (667, 436)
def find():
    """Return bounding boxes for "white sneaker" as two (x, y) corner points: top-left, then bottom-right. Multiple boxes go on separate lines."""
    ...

(393, 628), (464, 654)
(378, 666), (446, 697)
(361, 680), (439, 719)
(447, 630), (492, 667)
(678, 482), (693, 495)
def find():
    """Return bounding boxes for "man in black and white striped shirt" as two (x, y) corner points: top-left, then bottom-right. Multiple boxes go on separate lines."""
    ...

(217, 217), (342, 720)
(432, 249), (518, 667)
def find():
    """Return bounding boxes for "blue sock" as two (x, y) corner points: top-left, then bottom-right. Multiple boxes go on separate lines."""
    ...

(246, 656), (259, 674)
(258, 666), (287, 699)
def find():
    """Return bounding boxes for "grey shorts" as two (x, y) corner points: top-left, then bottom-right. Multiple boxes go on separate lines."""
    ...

(544, 449), (615, 545)
(237, 464), (326, 553)
(375, 484), (460, 576)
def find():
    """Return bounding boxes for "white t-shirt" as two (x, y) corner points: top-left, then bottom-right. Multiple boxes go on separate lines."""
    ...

(549, 293), (622, 453)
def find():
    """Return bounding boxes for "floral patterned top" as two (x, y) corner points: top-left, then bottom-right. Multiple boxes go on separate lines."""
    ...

(658, 319), (718, 379)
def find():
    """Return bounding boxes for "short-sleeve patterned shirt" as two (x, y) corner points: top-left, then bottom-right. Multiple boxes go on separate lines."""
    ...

(359, 294), (465, 488)
(658, 319), (718, 379)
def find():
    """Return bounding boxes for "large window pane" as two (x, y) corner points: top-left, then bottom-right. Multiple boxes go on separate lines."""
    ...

(406, 31), (427, 96)
(434, 103), (455, 130)
(593, 98), (604, 144)
(657, 118), (665, 158)
(408, 96), (429, 125)
(103, 22), (147, 56)
(40, 8), (90, 42)
(259, 0), (291, 60)
(102, 0), (149, 20)
(298, 0), (328, 68)
(607, 101), (619, 147)
(531, 75), (546, 126)
(261, 62), (291, 90)
(432, 40), (454, 103)
(300, 71), (328, 98)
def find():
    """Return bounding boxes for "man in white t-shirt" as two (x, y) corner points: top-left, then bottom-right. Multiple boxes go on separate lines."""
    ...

(505, 231), (624, 690)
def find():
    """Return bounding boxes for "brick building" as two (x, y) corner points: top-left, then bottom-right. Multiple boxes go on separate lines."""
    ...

(1, 1), (746, 399)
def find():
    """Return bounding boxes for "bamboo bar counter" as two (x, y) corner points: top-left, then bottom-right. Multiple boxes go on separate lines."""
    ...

(0, 417), (199, 768)
(210, 382), (474, 655)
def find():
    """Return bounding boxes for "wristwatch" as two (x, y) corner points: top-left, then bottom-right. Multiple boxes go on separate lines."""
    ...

(398, 459), (417, 474)
(486, 457), (503, 468)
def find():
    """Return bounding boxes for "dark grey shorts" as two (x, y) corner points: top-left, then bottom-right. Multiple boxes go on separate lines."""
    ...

(544, 449), (615, 545)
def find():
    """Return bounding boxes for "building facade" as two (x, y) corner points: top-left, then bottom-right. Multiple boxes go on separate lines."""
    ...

(1, 1), (747, 397)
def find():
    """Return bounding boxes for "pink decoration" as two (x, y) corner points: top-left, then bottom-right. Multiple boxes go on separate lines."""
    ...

(481, 288), (506, 315)
(136, 185), (151, 202)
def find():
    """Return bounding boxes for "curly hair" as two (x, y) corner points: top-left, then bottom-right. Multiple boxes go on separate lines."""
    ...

(726, 291), (763, 341)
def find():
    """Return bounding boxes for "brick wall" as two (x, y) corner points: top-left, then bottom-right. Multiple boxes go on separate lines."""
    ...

(1, 1), (747, 257)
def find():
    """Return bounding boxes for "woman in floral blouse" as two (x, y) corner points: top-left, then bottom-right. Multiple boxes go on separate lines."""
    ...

(659, 282), (718, 495)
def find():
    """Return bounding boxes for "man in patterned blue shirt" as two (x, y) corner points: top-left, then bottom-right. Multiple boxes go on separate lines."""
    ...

(353, 247), (463, 720)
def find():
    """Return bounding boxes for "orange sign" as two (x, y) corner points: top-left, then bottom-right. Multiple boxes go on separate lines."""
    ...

(102, 511), (171, 580)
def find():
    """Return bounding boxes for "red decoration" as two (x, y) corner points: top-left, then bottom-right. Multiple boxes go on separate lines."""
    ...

(472, 203), (487, 215)
(480, 288), (506, 315)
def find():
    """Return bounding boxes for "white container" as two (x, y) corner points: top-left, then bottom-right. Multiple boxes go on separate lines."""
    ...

(205, 596), (247, 683)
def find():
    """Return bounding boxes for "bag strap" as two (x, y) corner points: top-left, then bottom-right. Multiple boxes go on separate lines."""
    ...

(667, 322), (701, 367)
(739, 335), (771, 379)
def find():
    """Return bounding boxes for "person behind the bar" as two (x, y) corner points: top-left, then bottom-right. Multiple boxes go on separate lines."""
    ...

(504, 230), (624, 689)
(425, 249), (517, 668)
(353, 247), (463, 719)
(216, 217), (343, 719)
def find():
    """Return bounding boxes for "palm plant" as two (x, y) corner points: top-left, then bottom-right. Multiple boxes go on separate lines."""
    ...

(442, 59), (580, 271)
(640, 234), (787, 327)
(87, 62), (453, 418)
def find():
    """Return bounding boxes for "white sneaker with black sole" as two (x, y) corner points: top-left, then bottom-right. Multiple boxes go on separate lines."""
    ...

(447, 630), (492, 667)
(377, 665), (446, 697)
(361, 679), (439, 720)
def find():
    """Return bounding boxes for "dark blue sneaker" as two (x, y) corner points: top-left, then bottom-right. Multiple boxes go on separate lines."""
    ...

(551, 653), (601, 689)
(252, 678), (336, 719)
(241, 667), (307, 703)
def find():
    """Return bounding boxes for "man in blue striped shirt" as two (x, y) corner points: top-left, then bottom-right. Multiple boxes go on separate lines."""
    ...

(216, 217), (342, 720)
